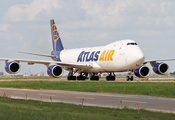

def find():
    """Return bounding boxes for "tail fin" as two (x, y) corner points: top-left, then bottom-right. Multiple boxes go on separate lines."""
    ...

(50, 19), (64, 51)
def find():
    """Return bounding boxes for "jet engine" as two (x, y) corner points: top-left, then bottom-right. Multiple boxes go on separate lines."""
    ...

(153, 62), (169, 74)
(5, 61), (20, 74)
(134, 65), (150, 78)
(47, 64), (63, 77)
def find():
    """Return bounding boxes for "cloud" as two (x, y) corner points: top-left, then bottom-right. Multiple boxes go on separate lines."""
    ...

(14, 33), (23, 41)
(0, 24), (9, 31)
(0, 32), (11, 40)
(61, 0), (175, 30)
(26, 25), (49, 30)
(4, 0), (62, 22)
(4, 0), (175, 29)
(0, 32), (23, 41)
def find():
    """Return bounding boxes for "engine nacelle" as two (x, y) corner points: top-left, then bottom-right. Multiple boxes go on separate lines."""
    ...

(153, 62), (169, 74)
(5, 61), (20, 74)
(47, 64), (63, 78)
(134, 65), (150, 78)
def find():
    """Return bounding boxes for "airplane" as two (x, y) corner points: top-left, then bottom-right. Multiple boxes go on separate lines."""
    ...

(0, 19), (175, 81)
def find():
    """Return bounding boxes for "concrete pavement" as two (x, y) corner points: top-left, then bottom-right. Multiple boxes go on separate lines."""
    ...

(0, 88), (175, 113)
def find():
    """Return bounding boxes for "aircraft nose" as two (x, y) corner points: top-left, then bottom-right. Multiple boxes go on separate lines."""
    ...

(134, 49), (145, 65)
(136, 52), (144, 62)
(126, 47), (145, 66)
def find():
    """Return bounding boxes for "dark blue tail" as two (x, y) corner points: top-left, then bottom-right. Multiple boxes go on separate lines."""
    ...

(50, 19), (64, 51)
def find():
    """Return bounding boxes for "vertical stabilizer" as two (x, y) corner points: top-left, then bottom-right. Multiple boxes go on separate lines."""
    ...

(50, 19), (64, 51)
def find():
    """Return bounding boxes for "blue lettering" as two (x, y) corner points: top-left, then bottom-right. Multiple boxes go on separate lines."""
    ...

(82, 52), (90, 62)
(85, 52), (90, 61)
(77, 51), (101, 62)
(89, 51), (95, 61)
(94, 51), (100, 61)
(77, 51), (84, 62)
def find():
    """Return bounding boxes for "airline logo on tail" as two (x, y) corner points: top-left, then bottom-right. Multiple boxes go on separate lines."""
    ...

(77, 50), (115, 62)
(52, 24), (60, 51)
(50, 19), (64, 51)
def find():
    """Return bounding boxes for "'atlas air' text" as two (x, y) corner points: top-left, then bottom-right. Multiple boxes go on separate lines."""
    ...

(77, 50), (115, 62)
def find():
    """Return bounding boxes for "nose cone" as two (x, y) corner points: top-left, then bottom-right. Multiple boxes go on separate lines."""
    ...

(126, 46), (145, 69)
(135, 51), (145, 65)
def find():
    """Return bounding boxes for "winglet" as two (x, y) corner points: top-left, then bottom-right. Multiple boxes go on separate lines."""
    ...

(50, 19), (64, 51)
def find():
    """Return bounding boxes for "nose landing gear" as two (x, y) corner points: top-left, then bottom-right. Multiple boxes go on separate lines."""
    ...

(126, 71), (133, 81)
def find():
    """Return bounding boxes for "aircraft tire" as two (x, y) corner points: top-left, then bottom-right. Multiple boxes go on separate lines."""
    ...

(90, 76), (99, 81)
(95, 76), (99, 81)
(107, 76), (111, 81)
(72, 76), (76, 80)
(82, 76), (86, 80)
(77, 76), (81, 80)
(106, 76), (108, 81)
(126, 76), (130, 81)
(111, 76), (115, 81)
(67, 76), (71, 80)
(77, 76), (86, 80)
(106, 76), (115, 81)
(106, 76), (110, 81)
(130, 76), (133, 81)
(67, 76), (76, 80)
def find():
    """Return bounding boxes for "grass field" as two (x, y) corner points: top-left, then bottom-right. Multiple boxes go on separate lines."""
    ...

(0, 81), (175, 98)
(0, 97), (175, 120)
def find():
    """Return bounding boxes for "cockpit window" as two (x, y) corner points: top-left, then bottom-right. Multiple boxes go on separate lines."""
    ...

(127, 43), (137, 45)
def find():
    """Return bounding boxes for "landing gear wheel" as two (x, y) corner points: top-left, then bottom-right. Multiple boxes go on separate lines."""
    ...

(77, 73), (86, 81)
(106, 72), (115, 81)
(130, 76), (133, 81)
(126, 70), (134, 81)
(126, 76), (130, 81)
(126, 76), (133, 81)
(67, 76), (76, 80)
(90, 73), (99, 81)
(67, 69), (76, 80)
(106, 76), (115, 81)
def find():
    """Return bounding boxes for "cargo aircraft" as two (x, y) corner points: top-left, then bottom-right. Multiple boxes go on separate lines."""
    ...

(0, 19), (174, 81)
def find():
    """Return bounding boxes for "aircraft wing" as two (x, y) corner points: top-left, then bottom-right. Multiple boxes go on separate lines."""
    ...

(143, 59), (175, 64)
(0, 58), (93, 69)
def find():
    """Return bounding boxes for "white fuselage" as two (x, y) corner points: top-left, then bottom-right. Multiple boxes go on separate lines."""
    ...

(60, 40), (145, 73)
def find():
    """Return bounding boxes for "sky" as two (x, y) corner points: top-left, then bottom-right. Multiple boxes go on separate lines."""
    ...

(0, 0), (175, 75)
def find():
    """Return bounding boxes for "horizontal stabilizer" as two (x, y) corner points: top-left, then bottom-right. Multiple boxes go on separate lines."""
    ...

(18, 51), (55, 58)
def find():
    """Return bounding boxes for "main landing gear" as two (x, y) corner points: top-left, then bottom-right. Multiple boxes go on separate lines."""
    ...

(67, 69), (76, 80)
(77, 73), (87, 80)
(126, 71), (133, 81)
(106, 72), (115, 81)
(90, 73), (99, 81)
(67, 69), (88, 81)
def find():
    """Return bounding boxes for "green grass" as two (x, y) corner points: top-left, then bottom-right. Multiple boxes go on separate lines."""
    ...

(0, 97), (175, 120)
(0, 81), (175, 98)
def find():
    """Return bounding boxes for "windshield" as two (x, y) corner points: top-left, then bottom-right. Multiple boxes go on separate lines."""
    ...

(127, 43), (137, 45)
